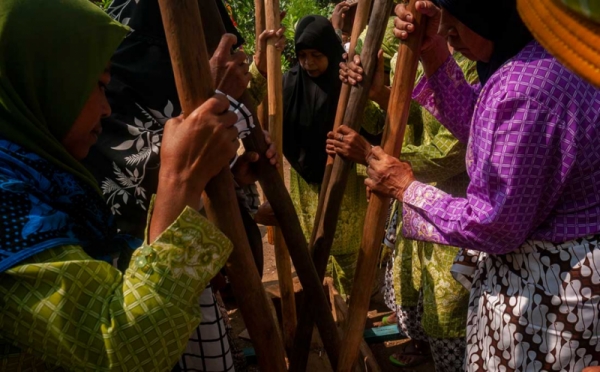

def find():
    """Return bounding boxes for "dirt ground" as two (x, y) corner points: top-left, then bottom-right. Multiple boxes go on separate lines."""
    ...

(222, 158), (436, 371)
(224, 232), (437, 372)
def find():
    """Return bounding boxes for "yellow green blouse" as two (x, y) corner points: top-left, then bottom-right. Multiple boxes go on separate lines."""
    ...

(0, 204), (232, 371)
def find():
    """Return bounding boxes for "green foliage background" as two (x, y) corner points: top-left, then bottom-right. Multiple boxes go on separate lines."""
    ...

(227, 0), (335, 71)
(92, 0), (336, 71)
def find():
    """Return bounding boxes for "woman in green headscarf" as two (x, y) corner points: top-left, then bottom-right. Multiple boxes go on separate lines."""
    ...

(0, 0), (240, 370)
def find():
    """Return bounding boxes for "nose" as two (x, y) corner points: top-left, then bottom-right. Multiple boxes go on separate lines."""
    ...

(437, 9), (451, 37)
(100, 90), (112, 119)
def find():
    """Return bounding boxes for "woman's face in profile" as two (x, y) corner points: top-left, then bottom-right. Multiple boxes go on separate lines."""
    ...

(298, 49), (329, 78)
(61, 67), (112, 160)
(438, 8), (494, 63)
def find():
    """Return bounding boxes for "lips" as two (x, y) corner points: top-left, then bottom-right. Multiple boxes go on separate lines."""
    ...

(91, 124), (102, 139)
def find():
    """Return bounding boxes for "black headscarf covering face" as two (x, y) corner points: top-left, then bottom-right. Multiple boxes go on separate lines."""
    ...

(283, 15), (345, 184)
(436, 0), (533, 85)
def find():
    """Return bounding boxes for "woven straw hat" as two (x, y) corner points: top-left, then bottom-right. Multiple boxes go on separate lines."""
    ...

(517, 0), (600, 87)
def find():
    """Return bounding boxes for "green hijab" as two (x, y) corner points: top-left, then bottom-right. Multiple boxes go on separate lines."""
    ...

(0, 0), (128, 192)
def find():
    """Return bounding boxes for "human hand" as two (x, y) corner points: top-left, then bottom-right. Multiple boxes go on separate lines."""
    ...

(210, 34), (250, 99)
(254, 201), (278, 226)
(339, 50), (389, 105)
(254, 12), (287, 75)
(326, 126), (371, 165)
(364, 147), (415, 201)
(331, 2), (350, 31)
(232, 130), (278, 186)
(393, 1), (443, 52)
(262, 130), (279, 167)
(160, 94), (239, 192)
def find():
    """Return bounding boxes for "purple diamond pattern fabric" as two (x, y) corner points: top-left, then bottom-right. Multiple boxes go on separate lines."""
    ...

(402, 41), (600, 255)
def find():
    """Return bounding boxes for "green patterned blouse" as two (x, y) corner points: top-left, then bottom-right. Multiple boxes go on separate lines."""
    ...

(0, 204), (232, 371)
(384, 52), (478, 339)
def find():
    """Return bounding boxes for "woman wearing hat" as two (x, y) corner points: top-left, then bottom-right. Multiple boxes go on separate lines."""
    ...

(353, 0), (600, 370)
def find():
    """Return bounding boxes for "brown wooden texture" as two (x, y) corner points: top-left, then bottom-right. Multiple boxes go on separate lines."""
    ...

(337, 1), (427, 370)
(264, 0), (297, 354)
(291, 0), (374, 369)
(327, 0), (374, 169)
(326, 279), (382, 372)
(290, 0), (392, 370)
(254, 0), (266, 47)
(158, 1), (286, 371)
(255, 0), (269, 129)
(197, 0), (342, 366)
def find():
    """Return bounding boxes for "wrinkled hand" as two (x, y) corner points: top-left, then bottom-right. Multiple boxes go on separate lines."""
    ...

(394, 1), (443, 52)
(254, 12), (287, 75)
(232, 130), (279, 186)
(160, 94), (239, 191)
(326, 126), (370, 165)
(210, 34), (250, 99)
(331, 2), (350, 31)
(339, 50), (388, 104)
(364, 147), (415, 201)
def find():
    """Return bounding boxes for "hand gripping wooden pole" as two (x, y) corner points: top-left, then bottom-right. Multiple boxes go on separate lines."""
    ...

(264, 0), (298, 355)
(195, 0), (343, 366)
(157, 1), (286, 371)
(289, 0), (374, 369)
(337, 1), (428, 370)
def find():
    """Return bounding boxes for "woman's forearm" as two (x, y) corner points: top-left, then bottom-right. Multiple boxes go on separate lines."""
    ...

(149, 176), (206, 242)
(421, 39), (451, 78)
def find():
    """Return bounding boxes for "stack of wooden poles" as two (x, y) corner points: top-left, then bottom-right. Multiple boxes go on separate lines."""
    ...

(157, 0), (426, 370)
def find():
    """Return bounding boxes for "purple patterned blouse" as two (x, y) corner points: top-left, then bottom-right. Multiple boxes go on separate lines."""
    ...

(401, 41), (600, 255)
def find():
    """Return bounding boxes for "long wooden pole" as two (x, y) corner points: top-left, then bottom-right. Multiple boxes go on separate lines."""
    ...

(254, 0), (269, 128)
(196, 0), (342, 366)
(158, 1), (287, 371)
(337, 1), (427, 370)
(289, 0), (374, 369)
(264, 0), (298, 354)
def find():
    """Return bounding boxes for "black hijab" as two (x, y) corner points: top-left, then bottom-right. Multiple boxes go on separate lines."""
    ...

(436, 0), (533, 85)
(283, 15), (346, 184)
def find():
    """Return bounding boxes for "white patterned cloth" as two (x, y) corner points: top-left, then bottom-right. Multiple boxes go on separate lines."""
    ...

(177, 288), (235, 372)
(465, 234), (600, 371)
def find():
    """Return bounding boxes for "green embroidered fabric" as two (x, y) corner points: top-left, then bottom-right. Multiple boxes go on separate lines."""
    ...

(0, 205), (232, 371)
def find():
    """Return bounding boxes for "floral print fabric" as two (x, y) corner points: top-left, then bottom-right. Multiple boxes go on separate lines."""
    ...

(466, 235), (600, 371)
(380, 53), (477, 339)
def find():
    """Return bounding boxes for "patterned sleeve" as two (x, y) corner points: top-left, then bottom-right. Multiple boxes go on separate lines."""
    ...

(412, 56), (480, 144)
(401, 55), (476, 182)
(0, 206), (232, 371)
(401, 95), (567, 255)
(246, 61), (267, 108)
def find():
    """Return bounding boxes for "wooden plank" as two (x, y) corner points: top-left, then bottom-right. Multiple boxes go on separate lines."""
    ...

(337, 1), (428, 370)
